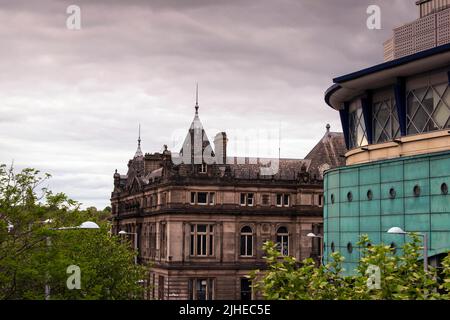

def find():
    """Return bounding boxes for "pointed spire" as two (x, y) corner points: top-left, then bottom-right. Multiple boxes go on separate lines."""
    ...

(195, 83), (199, 115)
(138, 123), (141, 147)
(134, 124), (143, 158)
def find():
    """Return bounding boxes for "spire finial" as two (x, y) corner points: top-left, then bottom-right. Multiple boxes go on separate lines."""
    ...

(134, 124), (143, 158)
(326, 123), (331, 132)
(195, 83), (199, 114)
(138, 123), (141, 147)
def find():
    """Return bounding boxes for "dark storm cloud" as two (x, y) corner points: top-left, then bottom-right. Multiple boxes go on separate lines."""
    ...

(0, 0), (419, 208)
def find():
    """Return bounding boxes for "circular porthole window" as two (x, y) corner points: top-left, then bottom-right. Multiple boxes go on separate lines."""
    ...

(347, 192), (353, 202)
(441, 183), (448, 195)
(367, 189), (373, 200)
(390, 242), (397, 254)
(331, 194), (335, 204)
(347, 242), (353, 253)
(413, 185), (421, 197)
(389, 188), (396, 199)
(331, 242), (335, 253)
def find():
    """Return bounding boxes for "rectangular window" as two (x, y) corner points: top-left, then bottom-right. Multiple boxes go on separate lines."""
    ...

(158, 276), (165, 300)
(276, 194), (290, 207)
(197, 192), (208, 205)
(190, 192), (196, 204)
(373, 96), (400, 143)
(161, 192), (167, 206)
(240, 193), (254, 206)
(348, 99), (368, 148)
(209, 192), (215, 205)
(276, 194), (282, 206)
(240, 193), (246, 206)
(277, 235), (289, 256)
(189, 279), (214, 300)
(151, 273), (155, 299)
(247, 193), (254, 206)
(241, 278), (252, 301)
(160, 223), (166, 259)
(149, 224), (156, 258)
(190, 224), (214, 257)
(283, 194), (290, 206)
(318, 195), (323, 207)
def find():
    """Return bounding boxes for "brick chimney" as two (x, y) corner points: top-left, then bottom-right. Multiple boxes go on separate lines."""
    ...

(214, 132), (228, 165)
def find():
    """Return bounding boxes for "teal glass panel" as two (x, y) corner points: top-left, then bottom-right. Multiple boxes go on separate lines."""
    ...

(381, 198), (404, 215)
(430, 157), (450, 178)
(430, 195), (450, 213)
(328, 217), (340, 232)
(341, 169), (359, 188)
(404, 159), (429, 180)
(380, 163), (403, 183)
(404, 194), (430, 214)
(359, 165), (380, 185)
(405, 214), (430, 232)
(431, 213), (450, 231)
(327, 171), (340, 189)
(380, 181), (403, 199)
(430, 177), (450, 195)
(360, 216), (380, 232)
(360, 199), (381, 216)
(340, 202), (360, 217)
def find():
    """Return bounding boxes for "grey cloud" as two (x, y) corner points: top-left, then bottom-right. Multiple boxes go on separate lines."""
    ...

(0, 0), (419, 208)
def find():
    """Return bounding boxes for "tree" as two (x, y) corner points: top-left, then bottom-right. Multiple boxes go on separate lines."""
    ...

(251, 235), (450, 300)
(0, 164), (146, 299)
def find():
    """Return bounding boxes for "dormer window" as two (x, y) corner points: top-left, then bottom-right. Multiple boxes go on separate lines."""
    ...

(200, 163), (207, 174)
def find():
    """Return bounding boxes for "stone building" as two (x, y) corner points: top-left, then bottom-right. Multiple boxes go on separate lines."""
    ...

(110, 100), (346, 300)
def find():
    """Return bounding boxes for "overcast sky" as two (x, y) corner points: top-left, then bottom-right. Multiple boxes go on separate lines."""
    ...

(0, 0), (418, 209)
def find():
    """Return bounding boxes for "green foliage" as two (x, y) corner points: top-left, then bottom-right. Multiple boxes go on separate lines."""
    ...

(251, 235), (450, 300)
(0, 164), (146, 300)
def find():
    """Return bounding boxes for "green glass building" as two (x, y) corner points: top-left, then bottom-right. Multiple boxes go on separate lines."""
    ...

(323, 2), (450, 273)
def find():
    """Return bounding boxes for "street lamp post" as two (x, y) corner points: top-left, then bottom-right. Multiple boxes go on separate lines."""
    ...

(119, 230), (138, 265)
(307, 232), (323, 266)
(387, 226), (428, 272)
(45, 221), (100, 300)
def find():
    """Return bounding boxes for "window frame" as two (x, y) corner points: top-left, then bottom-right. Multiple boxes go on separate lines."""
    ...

(189, 278), (214, 300)
(240, 226), (254, 257)
(190, 224), (215, 257)
(276, 226), (289, 256)
(276, 194), (290, 207)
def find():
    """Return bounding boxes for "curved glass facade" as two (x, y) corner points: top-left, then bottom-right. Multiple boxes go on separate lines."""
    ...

(345, 72), (450, 150)
(323, 150), (450, 273)
(407, 82), (450, 134)
(373, 95), (400, 144)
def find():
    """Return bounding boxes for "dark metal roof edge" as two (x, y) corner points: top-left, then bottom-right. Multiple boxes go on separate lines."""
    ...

(324, 83), (342, 108)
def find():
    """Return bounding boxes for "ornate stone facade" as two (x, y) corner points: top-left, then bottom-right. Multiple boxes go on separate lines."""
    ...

(110, 104), (346, 300)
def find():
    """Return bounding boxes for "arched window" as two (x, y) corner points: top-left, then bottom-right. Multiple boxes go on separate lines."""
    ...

(276, 227), (289, 256)
(240, 226), (253, 257)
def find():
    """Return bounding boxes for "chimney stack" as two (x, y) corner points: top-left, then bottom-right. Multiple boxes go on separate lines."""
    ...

(214, 132), (228, 165)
